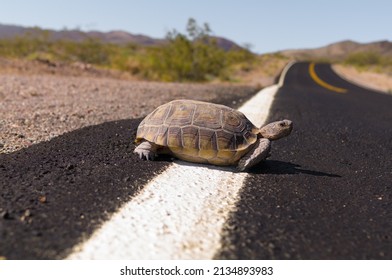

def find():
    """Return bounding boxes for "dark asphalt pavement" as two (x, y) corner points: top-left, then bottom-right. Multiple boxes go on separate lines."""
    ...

(0, 118), (169, 259)
(217, 62), (392, 259)
(1, 62), (391, 259)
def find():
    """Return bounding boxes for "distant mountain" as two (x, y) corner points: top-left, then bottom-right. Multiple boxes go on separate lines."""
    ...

(0, 23), (164, 46)
(0, 23), (241, 50)
(208, 36), (242, 51)
(279, 40), (392, 60)
(0, 24), (27, 37)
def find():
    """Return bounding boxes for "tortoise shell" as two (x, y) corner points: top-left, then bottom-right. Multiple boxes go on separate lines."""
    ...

(135, 99), (259, 165)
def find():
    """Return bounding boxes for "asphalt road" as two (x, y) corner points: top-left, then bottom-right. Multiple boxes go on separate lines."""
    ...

(217, 62), (392, 259)
(1, 62), (391, 259)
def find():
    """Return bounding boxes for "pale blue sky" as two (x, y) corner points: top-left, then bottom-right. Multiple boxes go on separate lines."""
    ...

(0, 0), (390, 53)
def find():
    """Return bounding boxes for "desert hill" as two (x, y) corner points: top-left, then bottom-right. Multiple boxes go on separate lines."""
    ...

(279, 40), (392, 60)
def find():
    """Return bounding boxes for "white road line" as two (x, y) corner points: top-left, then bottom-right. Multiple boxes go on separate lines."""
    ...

(278, 60), (296, 87)
(66, 64), (295, 260)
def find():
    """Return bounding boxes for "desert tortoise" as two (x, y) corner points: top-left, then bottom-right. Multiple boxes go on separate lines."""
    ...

(134, 99), (293, 171)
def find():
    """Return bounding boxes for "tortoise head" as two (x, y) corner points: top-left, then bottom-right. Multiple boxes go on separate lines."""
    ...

(259, 119), (293, 140)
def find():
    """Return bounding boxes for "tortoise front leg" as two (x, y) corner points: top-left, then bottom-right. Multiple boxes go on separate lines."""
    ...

(237, 138), (271, 171)
(134, 140), (159, 160)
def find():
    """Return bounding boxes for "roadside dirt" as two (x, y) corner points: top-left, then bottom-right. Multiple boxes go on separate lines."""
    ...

(333, 64), (392, 94)
(0, 72), (257, 154)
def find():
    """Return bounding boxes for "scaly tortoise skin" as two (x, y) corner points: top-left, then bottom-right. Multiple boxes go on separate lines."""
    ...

(134, 99), (293, 171)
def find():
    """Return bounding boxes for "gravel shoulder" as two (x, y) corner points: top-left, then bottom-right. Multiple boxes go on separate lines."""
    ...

(0, 73), (257, 154)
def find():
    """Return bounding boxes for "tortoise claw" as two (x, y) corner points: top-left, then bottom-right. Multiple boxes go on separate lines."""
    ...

(134, 141), (157, 161)
(137, 150), (155, 161)
(146, 153), (153, 161)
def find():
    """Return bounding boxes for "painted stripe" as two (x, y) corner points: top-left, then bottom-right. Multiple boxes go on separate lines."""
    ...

(278, 60), (297, 87)
(309, 63), (348, 93)
(66, 63), (295, 260)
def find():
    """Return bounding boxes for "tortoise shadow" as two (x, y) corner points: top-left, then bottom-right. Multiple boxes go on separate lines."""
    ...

(248, 160), (341, 177)
(171, 158), (341, 178)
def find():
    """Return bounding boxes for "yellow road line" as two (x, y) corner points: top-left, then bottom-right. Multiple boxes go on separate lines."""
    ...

(309, 63), (347, 93)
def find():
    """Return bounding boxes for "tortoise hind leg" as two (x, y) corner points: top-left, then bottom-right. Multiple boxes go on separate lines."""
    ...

(237, 138), (271, 171)
(134, 140), (159, 160)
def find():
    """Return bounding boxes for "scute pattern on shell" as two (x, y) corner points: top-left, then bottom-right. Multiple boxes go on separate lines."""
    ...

(136, 99), (258, 165)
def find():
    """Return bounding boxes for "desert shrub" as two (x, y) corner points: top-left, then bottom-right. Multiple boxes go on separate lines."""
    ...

(141, 19), (229, 82)
(0, 29), (52, 58)
(345, 52), (383, 67)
